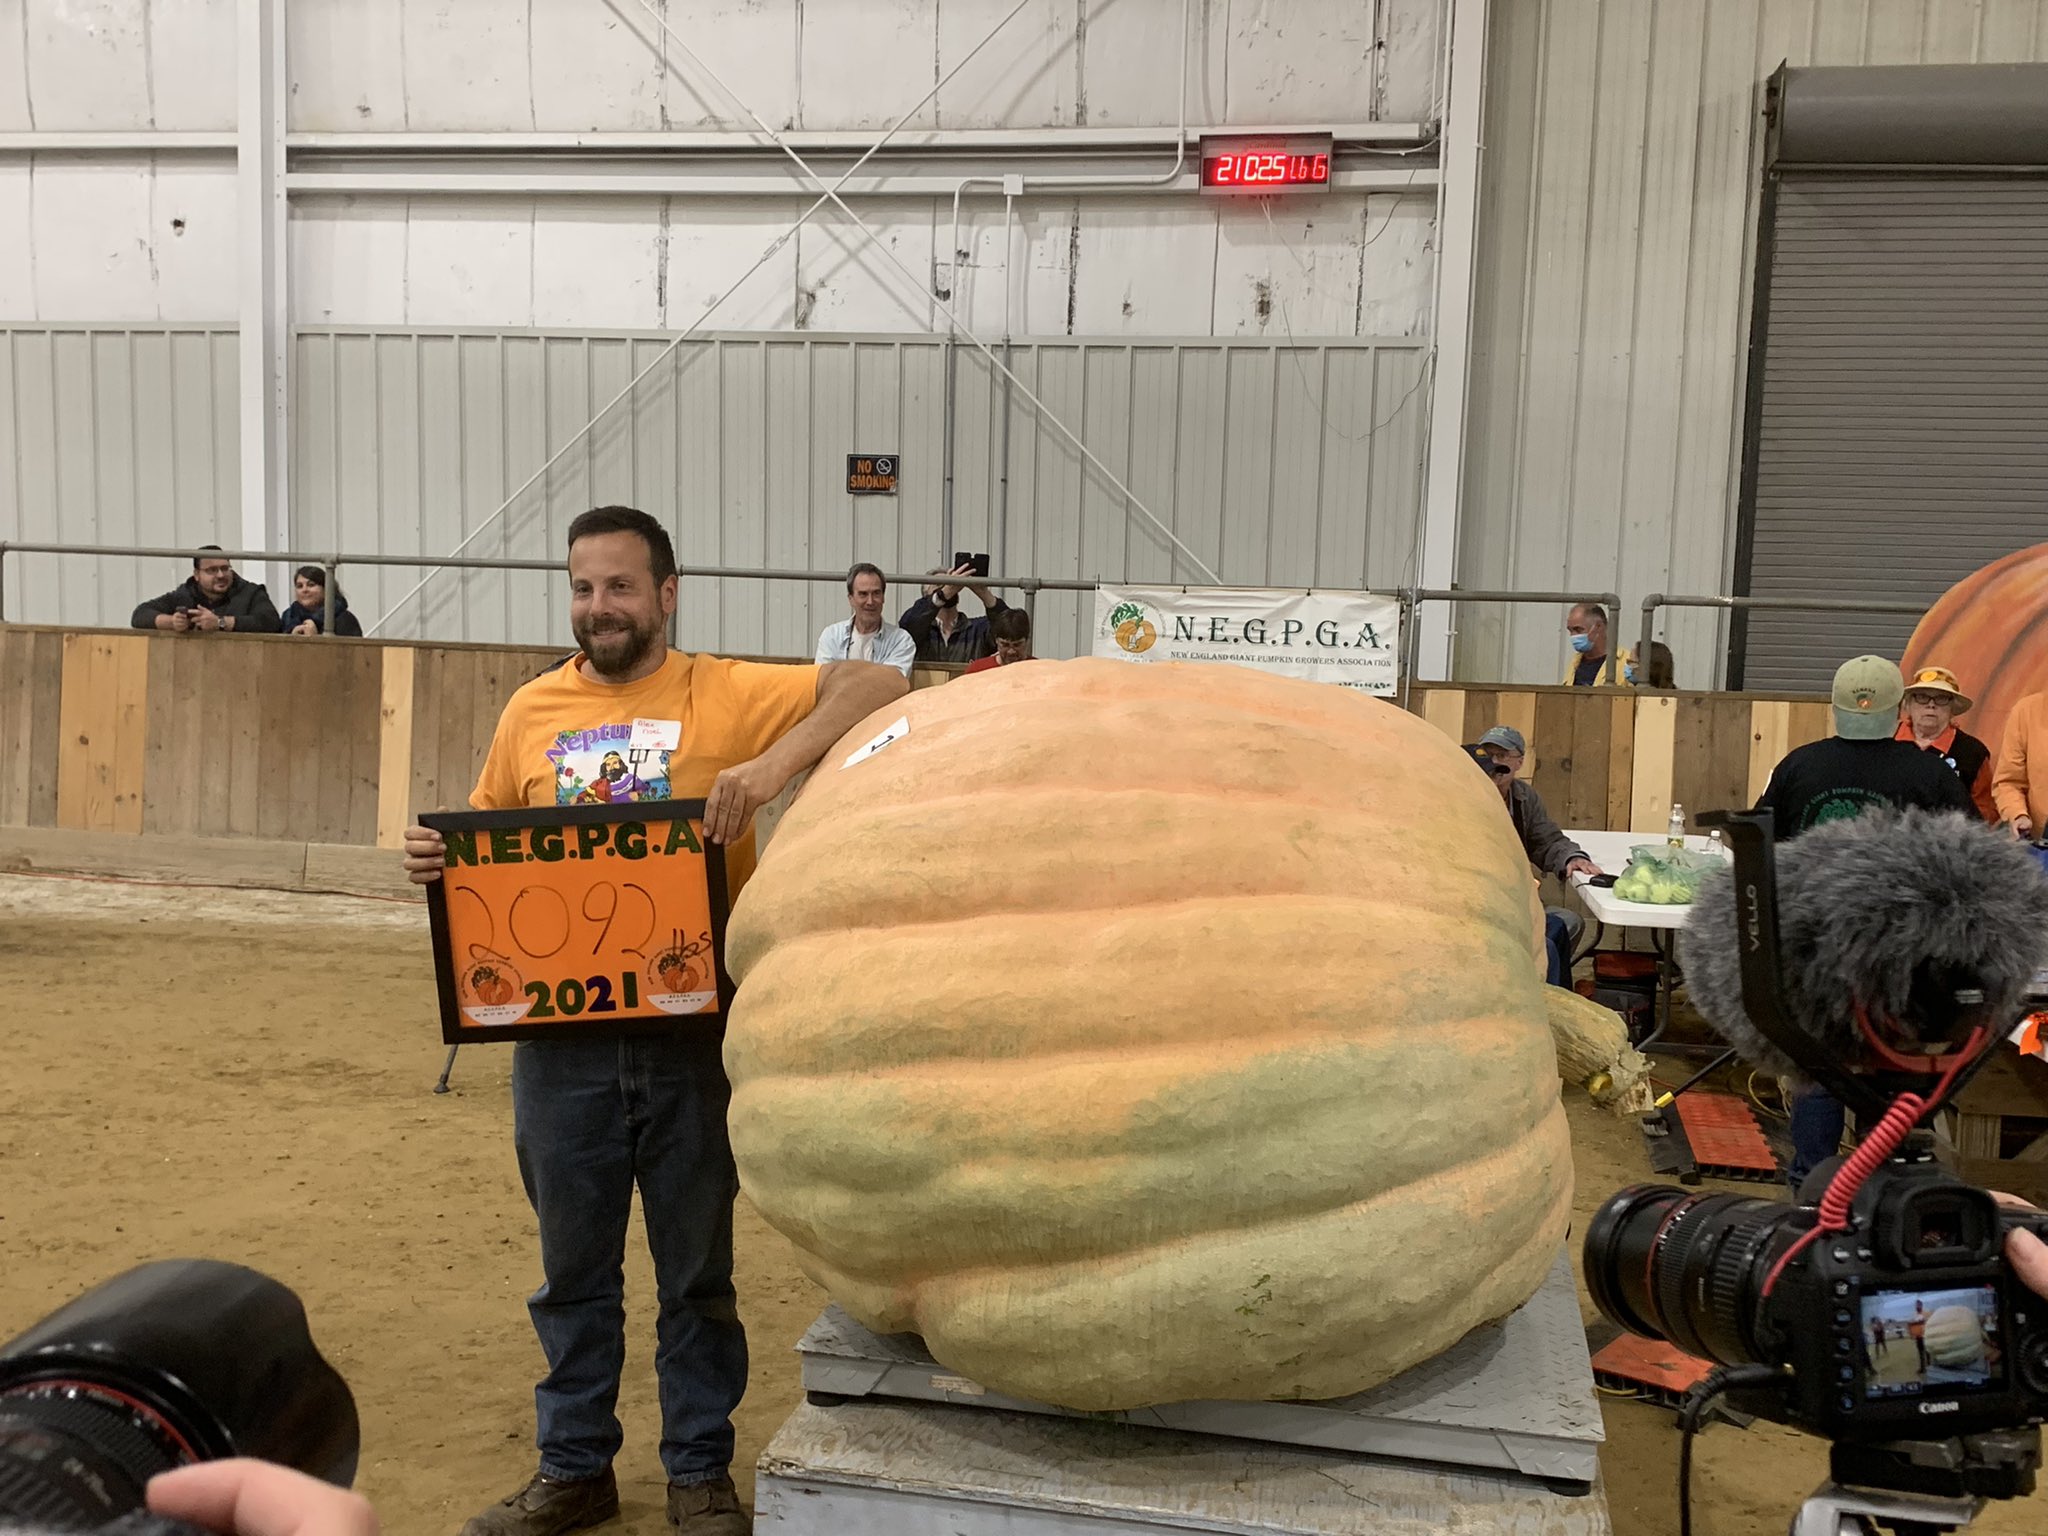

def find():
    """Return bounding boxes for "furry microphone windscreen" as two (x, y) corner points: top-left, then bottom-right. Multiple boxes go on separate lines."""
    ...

(1680, 809), (2048, 1081)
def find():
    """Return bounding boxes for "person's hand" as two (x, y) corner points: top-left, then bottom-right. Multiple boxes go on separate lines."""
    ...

(148, 1459), (379, 1536)
(1564, 857), (1601, 880)
(192, 606), (221, 633)
(293, 620), (318, 636)
(966, 581), (995, 607)
(2014, 816), (2034, 841)
(163, 609), (193, 633)
(402, 823), (447, 884)
(705, 754), (785, 845)
(2009, 1228), (2048, 1301)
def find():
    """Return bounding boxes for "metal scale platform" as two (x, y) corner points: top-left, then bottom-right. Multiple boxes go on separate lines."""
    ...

(759, 1251), (1609, 1534)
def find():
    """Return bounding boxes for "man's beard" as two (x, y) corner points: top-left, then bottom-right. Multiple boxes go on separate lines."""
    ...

(575, 613), (663, 678)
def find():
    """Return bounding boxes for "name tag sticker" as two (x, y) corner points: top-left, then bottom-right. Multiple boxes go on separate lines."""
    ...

(842, 716), (910, 769)
(630, 717), (682, 753)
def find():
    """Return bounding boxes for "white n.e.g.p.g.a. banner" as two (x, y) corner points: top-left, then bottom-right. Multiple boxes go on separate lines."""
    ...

(1091, 586), (1400, 695)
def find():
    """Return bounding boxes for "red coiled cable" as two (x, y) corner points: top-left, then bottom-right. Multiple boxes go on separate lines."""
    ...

(1758, 1020), (1990, 1299)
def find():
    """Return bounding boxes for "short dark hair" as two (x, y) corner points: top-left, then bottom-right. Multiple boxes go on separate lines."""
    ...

(991, 607), (1031, 642)
(193, 543), (226, 570)
(847, 561), (885, 593)
(567, 506), (677, 584)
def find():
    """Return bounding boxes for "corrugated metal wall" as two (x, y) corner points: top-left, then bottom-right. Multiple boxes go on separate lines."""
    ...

(290, 329), (1430, 659)
(0, 326), (1426, 649)
(0, 327), (240, 628)
(1740, 175), (2048, 691)
(1461, 0), (2048, 688)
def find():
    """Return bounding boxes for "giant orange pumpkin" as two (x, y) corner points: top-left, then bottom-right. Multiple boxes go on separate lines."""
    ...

(723, 659), (1573, 1411)
(1904, 544), (2048, 764)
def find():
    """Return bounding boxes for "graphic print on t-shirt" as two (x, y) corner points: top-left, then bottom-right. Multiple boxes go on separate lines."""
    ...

(548, 723), (672, 805)
(1796, 785), (1891, 832)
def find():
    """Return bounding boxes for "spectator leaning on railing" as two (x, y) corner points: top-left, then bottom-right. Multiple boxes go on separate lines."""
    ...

(963, 607), (1033, 673)
(815, 561), (915, 677)
(279, 566), (364, 637)
(131, 546), (280, 634)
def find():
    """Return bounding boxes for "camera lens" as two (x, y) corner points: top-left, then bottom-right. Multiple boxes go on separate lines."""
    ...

(1585, 1183), (1805, 1367)
(0, 1261), (358, 1530)
(0, 1383), (191, 1530)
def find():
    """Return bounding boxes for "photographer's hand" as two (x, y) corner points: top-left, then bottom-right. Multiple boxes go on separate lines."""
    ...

(2009, 1228), (2048, 1300)
(148, 1460), (379, 1536)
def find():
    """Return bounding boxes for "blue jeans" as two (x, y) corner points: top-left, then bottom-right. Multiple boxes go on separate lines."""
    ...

(511, 1033), (744, 1486)
(1544, 909), (1577, 988)
(1788, 1084), (1847, 1193)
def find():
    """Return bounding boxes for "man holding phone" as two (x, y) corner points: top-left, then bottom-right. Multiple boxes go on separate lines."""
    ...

(899, 554), (1009, 664)
(131, 546), (281, 634)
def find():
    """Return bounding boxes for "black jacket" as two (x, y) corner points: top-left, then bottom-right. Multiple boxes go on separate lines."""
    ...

(899, 593), (1010, 663)
(131, 575), (280, 633)
(279, 599), (363, 637)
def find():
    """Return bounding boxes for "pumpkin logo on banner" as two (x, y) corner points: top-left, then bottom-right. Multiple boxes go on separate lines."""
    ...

(1108, 600), (1159, 654)
(1904, 542), (2048, 769)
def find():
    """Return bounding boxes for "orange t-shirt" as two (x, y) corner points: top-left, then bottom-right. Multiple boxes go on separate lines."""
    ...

(471, 650), (819, 891)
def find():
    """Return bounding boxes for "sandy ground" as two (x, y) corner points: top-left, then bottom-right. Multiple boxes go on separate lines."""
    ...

(2, 871), (2041, 1536)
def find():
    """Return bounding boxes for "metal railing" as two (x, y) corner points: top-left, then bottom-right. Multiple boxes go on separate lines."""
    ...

(1637, 593), (1929, 681)
(0, 540), (1102, 637)
(1400, 588), (1621, 704)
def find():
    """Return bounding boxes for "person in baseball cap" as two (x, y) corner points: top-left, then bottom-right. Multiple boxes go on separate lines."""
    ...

(1755, 655), (1970, 840)
(1463, 731), (1598, 990)
(1756, 655), (1975, 1191)
(1894, 664), (1996, 822)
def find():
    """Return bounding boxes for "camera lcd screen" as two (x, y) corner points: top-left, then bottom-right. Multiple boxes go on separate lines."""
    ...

(1860, 1285), (2002, 1400)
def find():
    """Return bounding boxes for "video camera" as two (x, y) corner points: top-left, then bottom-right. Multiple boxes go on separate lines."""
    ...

(0, 1261), (357, 1533)
(1582, 808), (2048, 1533)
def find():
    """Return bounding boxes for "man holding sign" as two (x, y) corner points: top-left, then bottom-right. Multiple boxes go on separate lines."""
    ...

(403, 506), (905, 1536)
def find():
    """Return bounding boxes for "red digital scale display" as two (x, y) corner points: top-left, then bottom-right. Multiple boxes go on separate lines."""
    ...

(1199, 134), (1334, 195)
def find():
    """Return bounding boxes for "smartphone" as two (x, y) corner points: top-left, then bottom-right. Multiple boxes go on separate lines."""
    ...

(1588, 873), (1619, 888)
(952, 551), (991, 577)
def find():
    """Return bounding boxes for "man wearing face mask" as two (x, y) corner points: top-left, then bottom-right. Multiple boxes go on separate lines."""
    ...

(1560, 601), (1634, 687)
(899, 562), (1011, 665)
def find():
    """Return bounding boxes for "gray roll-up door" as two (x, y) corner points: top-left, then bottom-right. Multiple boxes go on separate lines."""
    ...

(1733, 65), (2048, 692)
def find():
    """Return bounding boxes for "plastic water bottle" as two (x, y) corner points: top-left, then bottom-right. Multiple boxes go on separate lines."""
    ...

(1707, 827), (1726, 859)
(1667, 803), (1686, 848)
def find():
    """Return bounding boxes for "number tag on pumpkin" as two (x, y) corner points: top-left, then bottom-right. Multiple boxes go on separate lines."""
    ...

(842, 715), (910, 770)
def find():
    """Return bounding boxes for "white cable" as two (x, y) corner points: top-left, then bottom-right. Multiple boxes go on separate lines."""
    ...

(626, 0), (1223, 585)
(365, 0), (1038, 637)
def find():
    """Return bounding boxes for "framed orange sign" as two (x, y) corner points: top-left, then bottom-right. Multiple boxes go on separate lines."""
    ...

(422, 800), (731, 1044)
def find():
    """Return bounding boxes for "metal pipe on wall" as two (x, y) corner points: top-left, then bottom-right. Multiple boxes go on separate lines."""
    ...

(995, 193), (1016, 582)
(940, 334), (958, 564)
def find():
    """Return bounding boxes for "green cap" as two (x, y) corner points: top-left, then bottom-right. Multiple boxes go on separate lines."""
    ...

(1831, 655), (1904, 740)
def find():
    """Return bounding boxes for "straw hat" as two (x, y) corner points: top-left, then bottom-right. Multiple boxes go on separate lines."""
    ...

(1903, 665), (1972, 715)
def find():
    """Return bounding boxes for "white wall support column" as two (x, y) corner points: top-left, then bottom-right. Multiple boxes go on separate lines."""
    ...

(1414, 0), (1487, 682)
(237, 0), (288, 573)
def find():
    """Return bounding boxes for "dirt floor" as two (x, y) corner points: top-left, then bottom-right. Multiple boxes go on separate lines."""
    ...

(2, 870), (2041, 1536)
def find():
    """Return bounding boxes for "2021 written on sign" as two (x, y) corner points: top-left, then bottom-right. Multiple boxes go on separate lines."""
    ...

(421, 801), (732, 1044)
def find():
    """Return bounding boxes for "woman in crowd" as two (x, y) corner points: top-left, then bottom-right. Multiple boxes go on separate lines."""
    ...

(279, 566), (363, 637)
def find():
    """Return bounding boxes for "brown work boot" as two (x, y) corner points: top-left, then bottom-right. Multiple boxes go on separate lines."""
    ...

(458, 1468), (619, 1536)
(664, 1473), (748, 1534)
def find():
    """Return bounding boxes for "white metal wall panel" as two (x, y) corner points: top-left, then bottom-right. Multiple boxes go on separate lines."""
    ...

(1461, 0), (2048, 688)
(289, 329), (1427, 659)
(0, 0), (1432, 134)
(0, 327), (239, 628)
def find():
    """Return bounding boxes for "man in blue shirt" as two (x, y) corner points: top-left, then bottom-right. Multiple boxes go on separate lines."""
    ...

(815, 562), (916, 677)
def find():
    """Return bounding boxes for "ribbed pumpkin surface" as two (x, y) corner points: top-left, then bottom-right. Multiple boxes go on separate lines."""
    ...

(724, 658), (1572, 1410)
(1904, 542), (2048, 765)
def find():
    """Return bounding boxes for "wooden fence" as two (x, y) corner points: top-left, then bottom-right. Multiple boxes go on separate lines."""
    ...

(1, 625), (1832, 849)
